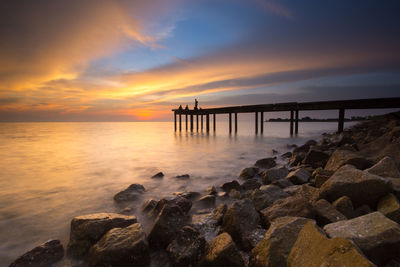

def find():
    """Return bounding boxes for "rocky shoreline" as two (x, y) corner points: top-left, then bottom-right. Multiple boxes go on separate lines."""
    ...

(10, 111), (400, 267)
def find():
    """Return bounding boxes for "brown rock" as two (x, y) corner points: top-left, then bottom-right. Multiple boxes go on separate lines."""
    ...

(377, 193), (400, 223)
(239, 167), (259, 180)
(10, 240), (64, 267)
(325, 149), (373, 171)
(286, 169), (310, 185)
(332, 196), (354, 218)
(255, 158), (276, 169)
(302, 149), (330, 168)
(313, 199), (346, 226)
(366, 156), (400, 178)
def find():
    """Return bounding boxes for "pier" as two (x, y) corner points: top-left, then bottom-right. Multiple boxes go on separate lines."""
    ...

(172, 97), (400, 134)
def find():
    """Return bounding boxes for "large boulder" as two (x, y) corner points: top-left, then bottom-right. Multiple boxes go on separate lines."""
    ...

(325, 149), (373, 171)
(293, 140), (317, 153)
(302, 149), (330, 168)
(87, 223), (150, 267)
(377, 193), (400, 223)
(312, 199), (346, 226)
(222, 199), (265, 251)
(318, 165), (393, 207)
(255, 158), (276, 169)
(286, 169), (310, 185)
(150, 196), (192, 217)
(366, 156), (400, 178)
(289, 152), (306, 167)
(332, 196), (354, 218)
(166, 226), (207, 267)
(148, 204), (188, 249)
(324, 212), (400, 265)
(198, 233), (245, 267)
(221, 180), (241, 192)
(251, 185), (289, 211)
(288, 221), (375, 267)
(261, 167), (289, 184)
(239, 167), (259, 179)
(249, 217), (311, 267)
(113, 184), (145, 202)
(312, 168), (334, 188)
(67, 213), (137, 258)
(241, 178), (261, 191)
(10, 240), (64, 267)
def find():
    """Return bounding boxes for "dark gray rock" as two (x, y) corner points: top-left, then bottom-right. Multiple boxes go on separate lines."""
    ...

(251, 185), (289, 211)
(10, 240), (64, 267)
(142, 199), (157, 213)
(271, 178), (294, 188)
(281, 151), (292, 159)
(286, 168), (310, 185)
(261, 167), (289, 184)
(302, 149), (330, 168)
(241, 178), (261, 191)
(197, 195), (216, 207)
(239, 167), (259, 180)
(176, 174), (190, 179)
(114, 184), (145, 202)
(151, 196), (192, 217)
(293, 140), (317, 153)
(221, 180), (241, 192)
(152, 172), (164, 178)
(313, 199), (346, 226)
(353, 204), (373, 218)
(175, 191), (201, 200)
(289, 152), (306, 167)
(255, 158), (276, 169)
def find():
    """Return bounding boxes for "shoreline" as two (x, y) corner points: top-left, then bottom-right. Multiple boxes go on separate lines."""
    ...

(9, 111), (400, 266)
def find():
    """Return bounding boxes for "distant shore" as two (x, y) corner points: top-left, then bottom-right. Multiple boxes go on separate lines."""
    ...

(267, 116), (369, 122)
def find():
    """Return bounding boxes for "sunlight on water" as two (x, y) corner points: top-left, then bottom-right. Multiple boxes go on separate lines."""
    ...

(0, 121), (354, 264)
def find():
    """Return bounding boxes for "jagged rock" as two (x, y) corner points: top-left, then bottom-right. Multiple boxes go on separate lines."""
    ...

(312, 168), (334, 188)
(325, 149), (373, 171)
(198, 233), (245, 267)
(222, 199), (264, 251)
(318, 165), (393, 207)
(313, 199), (346, 226)
(283, 185), (301, 196)
(251, 185), (289, 211)
(87, 223), (150, 267)
(293, 140), (317, 153)
(289, 152), (306, 167)
(377, 193), (400, 223)
(261, 167), (289, 184)
(249, 217), (311, 267)
(142, 199), (157, 213)
(281, 151), (292, 159)
(286, 168), (310, 185)
(239, 167), (259, 180)
(148, 204), (188, 249)
(271, 178), (294, 188)
(151, 196), (192, 217)
(353, 204), (372, 218)
(190, 206), (227, 243)
(324, 212), (400, 265)
(255, 158), (276, 169)
(176, 174), (190, 179)
(175, 191), (201, 200)
(332, 196), (354, 218)
(152, 172), (164, 178)
(113, 184), (145, 202)
(197, 195), (216, 207)
(221, 180), (241, 192)
(366, 156), (400, 178)
(10, 240), (64, 267)
(166, 226), (206, 267)
(213, 204), (227, 224)
(67, 213), (137, 258)
(302, 149), (330, 168)
(295, 184), (319, 204)
(206, 186), (218, 195)
(288, 221), (375, 267)
(241, 178), (261, 191)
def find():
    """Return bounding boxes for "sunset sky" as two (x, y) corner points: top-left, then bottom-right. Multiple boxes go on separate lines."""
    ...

(1, 0), (400, 121)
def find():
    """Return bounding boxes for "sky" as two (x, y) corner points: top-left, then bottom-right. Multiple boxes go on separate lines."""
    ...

(0, 0), (400, 121)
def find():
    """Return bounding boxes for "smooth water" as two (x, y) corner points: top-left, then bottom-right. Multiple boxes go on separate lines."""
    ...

(0, 121), (354, 265)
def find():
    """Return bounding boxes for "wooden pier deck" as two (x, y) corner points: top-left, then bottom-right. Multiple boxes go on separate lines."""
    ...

(172, 97), (400, 134)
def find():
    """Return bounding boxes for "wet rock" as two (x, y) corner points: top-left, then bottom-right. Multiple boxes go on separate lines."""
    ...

(148, 204), (188, 249)
(255, 158), (276, 169)
(377, 193), (400, 223)
(229, 189), (241, 199)
(313, 199), (346, 226)
(353, 204), (372, 218)
(221, 180), (241, 192)
(166, 226), (206, 267)
(67, 213), (137, 258)
(239, 167), (259, 180)
(142, 199), (157, 213)
(283, 185), (301, 196)
(261, 167), (289, 184)
(249, 217), (311, 267)
(222, 199), (264, 251)
(271, 149), (278, 155)
(198, 233), (245, 267)
(151, 196), (192, 216)
(241, 178), (261, 191)
(312, 168), (334, 188)
(289, 152), (306, 167)
(10, 240), (64, 267)
(197, 195), (216, 207)
(251, 185), (289, 211)
(206, 186), (218, 195)
(191, 212), (219, 242)
(152, 172), (164, 178)
(319, 165), (393, 207)
(176, 174), (190, 179)
(87, 223), (150, 267)
(366, 156), (400, 178)
(332, 196), (354, 218)
(324, 212), (400, 265)
(325, 149), (373, 171)
(113, 184), (145, 202)
(175, 191), (201, 200)
(271, 178), (294, 188)
(288, 221), (375, 267)
(286, 168), (310, 185)
(281, 151), (292, 159)
(302, 149), (330, 168)
(217, 191), (227, 198)
(293, 140), (317, 153)
(213, 204), (227, 224)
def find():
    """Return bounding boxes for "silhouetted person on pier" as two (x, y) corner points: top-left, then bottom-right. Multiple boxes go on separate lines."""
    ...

(194, 99), (198, 110)
(185, 105), (189, 110)
(178, 105), (182, 110)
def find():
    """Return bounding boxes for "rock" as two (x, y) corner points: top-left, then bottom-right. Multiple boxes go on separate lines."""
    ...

(324, 212), (400, 265)
(271, 149), (278, 155)
(166, 226), (206, 267)
(353, 204), (372, 218)
(377, 193), (400, 223)
(175, 191), (201, 200)
(286, 168), (310, 185)
(255, 158), (276, 169)
(261, 195), (315, 227)
(142, 199), (157, 213)
(87, 223), (150, 267)
(261, 167), (289, 184)
(293, 140), (317, 153)
(325, 149), (373, 171)
(151, 196), (192, 216)
(332, 196), (354, 218)
(152, 172), (164, 178)
(222, 199), (264, 251)
(295, 184), (319, 204)
(249, 217), (311, 267)
(10, 240), (64, 267)
(281, 151), (292, 159)
(313, 199), (346, 226)
(198, 195), (216, 207)
(176, 174), (190, 179)
(241, 178), (261, 191)
(239, 167), (259, 180)
(312, 168), (334, 188)
(289, 152), (306, 167)
(67, 213), (137, 258)
(318, 165), (393, 207)
(113, 184), (145, 202)
(229, 189), (241, 199)
(221, 180), (241, 192)
(198, 233), (245, 267)
(213, 204), (227, 224)
(217, 191), (227, 198)
(191, 212), (219, 243)
(148, 204), (188, 249)
(206, 186), (218, 195)
(288, 221), (375, 267)
(251, 185), (289, 211)
(302, 149), (330, 168)
(366, 156), (400, 178)
(283, 185), (301, 196)
(271, 178), (294, 188)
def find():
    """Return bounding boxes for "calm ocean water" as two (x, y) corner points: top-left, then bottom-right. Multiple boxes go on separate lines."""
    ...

(0, 120), (354, 265)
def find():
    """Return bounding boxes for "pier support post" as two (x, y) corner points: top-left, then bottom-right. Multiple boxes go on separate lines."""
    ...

(196, 115), (199, 131)
(338, 108), (345, 133)
(295, 110), (299, 135)
(235, 113), (238, 133)
(206, 114), (210, 132)
(213, 114), (216, 132)
(179, 114), (182, 131)
(190, 114), (193, 132)
(260, 112), (264, 134)
(174, 111), (177, 131)
(229, 113), (232, 133)
(201, 115), (203, 131)
(185, 114), (188, 131)
(255, 112), (258, 134)
(290, 110), (294, 135)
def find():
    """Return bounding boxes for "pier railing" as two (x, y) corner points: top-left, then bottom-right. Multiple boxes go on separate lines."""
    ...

(172, 97), (400, 134)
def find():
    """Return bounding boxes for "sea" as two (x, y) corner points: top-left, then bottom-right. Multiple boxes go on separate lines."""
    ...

(0, 120), (355, 265)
